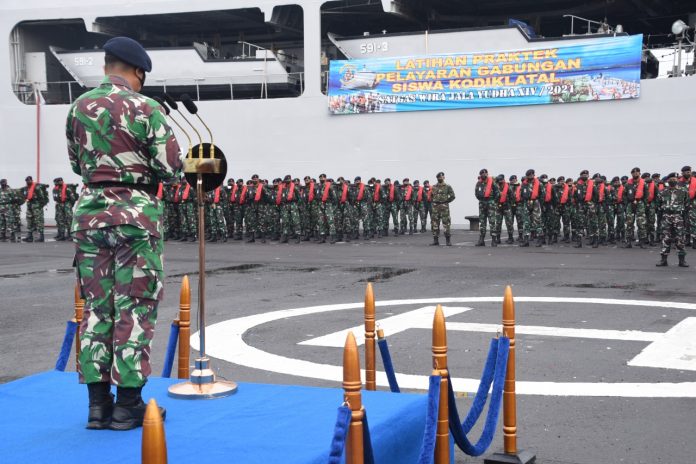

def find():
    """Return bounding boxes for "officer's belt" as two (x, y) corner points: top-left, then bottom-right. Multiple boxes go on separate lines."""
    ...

(432, 201), (448, 205)
(87, 182), (158, 195)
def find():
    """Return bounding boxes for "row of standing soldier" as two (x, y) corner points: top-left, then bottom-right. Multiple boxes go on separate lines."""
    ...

(161, 173), (455, 245)
(0, 176), (79, 243)
(475, 166), (695, 266)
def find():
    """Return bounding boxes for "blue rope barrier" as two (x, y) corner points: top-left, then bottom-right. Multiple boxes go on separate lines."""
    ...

(362, 411), (375, 464)
(160, 322), (180, 378)
(327, 405), (352, 464)
(416, 375), (441, 464)
(54, 320), (78, 372)
(448, 337), (510, 457)
(459, 338), (499, 433)
(377, 337), (401, 393)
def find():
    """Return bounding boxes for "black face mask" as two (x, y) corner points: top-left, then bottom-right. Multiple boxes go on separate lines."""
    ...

(136, 69), (146, 88)
(669, 180), (678, 187)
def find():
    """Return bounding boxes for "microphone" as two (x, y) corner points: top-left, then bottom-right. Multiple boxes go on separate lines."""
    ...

(180, 94), (214, 157)
(163, 93), (203, 156)
(153, 96), (192, 157)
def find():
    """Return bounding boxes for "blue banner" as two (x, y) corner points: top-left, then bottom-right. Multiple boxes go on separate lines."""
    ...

(328, 35), (642, 114)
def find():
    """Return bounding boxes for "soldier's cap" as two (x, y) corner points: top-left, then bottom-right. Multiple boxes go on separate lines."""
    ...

(304, 175), (311, 181)
(236, 178), (243, 183)
(667, 172), (679, 179)
(394, 180), (400, 185)
(539, 174), (548, 181)
(424, 180), (430, 185)
(293, 178), (300, 183)
(641, 172), (650, 179)
(496, 174), (505, 182)
(479, 169), (488, 175)
(549, 177), (556, 183)
(53, 177), (60, 183)
(354, 176), (361, 182)
(283, 175), (292, 182)
(566, 178), (574, 183)
(251, 174), (259, 179)
(328, 178), (334, 182)
(103, 37), (152, 72)
(337, 176), (345, 182)
(384, 178), (391, 182)
(557, 176), (565, 182)
(651, 173), (660, 179)
(509, 175), (517, 181)
(246, 180), (253, 185)
(0, 179), (6, 184)
(436, 172), (445, 177)
(319, 173), (327, 178)
(525, 169), (535, 176)
(682, 165), (691, 172)
(579, 169), (589, 176)
(612, 176), (620, 182)
(403, 178), (409, 182)
(630, 167), (640, 174)
(25, 176), (33, 181)
(621, 175), (629, 181)
(227, 178), (234, 183)
(592, 172), (601, 179)
(413, 180), (420, 185)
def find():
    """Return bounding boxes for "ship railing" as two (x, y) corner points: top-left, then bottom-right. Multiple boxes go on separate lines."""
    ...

(12, 71), (306, 105)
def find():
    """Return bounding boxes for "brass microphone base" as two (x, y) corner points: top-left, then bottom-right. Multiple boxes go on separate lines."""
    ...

(168, 357), (238, 399)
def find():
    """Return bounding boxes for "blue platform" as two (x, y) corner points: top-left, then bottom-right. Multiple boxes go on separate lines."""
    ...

(0, 371), (428, 463)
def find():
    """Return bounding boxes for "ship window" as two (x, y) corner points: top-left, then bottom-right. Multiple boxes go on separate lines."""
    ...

(10, 5), (304, 105)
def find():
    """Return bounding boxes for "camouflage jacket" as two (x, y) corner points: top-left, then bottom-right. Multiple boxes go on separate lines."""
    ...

(474, 178), (500, 203)
(20, 183), (49, 206)
(66, 75), (182, 236)
(658, 187), (687, 214)
(431, 181), (455, 204)
(0, 186), (13, 211)
(52, 184), (78, 204)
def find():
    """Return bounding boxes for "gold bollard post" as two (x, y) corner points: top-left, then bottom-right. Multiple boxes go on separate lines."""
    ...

(73, 282), (84, 372)
(484, 286), (536, 464)
(343, 332), (365, 464)
(432, 305), (450, 464)
(177, 276), (191, 380)
(142, 399), (167, 464)
(364, 283), (376, 391)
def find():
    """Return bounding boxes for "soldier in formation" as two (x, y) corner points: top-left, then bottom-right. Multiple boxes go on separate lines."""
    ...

(474, 165), (694, 261)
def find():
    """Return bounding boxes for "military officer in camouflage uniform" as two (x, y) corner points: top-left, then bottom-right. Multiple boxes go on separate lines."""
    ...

(278, 175), (301, 243)
(66, 37), (182, 430)
(52, 177), (76, 241)
(318, 174), (337, 243)
(20, 175), (48, 242)
(554, 176), (571, 243)
(494, 175), (514, 244)
(177, 177), (197, 242)
(399, 178), (416, 235)
(383, 178), (400, 236)
(245, 175), (266, 243)
(430, 172), (455, 246)
(206, 186), (227, 242)
(679, 166), (696, 248)
(421, 180), (432, 232)
(656, 173), (689, 267)
(352, 176), (372, 240)
(474, 168), (500, 246)
(0, 179), (14, 242)
(624, 167), (648, 248)
(523, 169), (544, 247)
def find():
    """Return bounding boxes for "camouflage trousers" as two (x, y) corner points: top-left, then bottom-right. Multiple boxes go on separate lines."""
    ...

(55, 203), (68, 236)
(557, 204), (572, 238)
(306, 202), (320, 237)
(206, 204), (227, 238)
(234, 205), (245, 237)
(74, 225), (164, 387)
(646, 202), (657, 238)
(12, 205), (21, 232)
(265, 205), (281, 238)
(400, 202), (416, 232)
(605, 204), (615, 241)
(494, 204), (513, 237)
(353, 201), (372, 236)
(334, 202), (353, 237)
(415, 202), (428, 231)
(541, 204), (557, 238)
(180, 202), (198, 237)
(371, 203), (385, 234)
(660, 213), (686, 256)
(478, 200), (497, 238)
(516, 204), (530, 238)
(319, 202), (336, 236)
(625, 201), (647, 242)
(596, 203), (608, 240)
(26, 201), (44, 233)
(431, 203), (451, 237)
(280, 202), (301, 237)
(384, 202), (399, 232)
(165, 202), (180, 239)
(244, 203), (265, 237)
(611, 204), (625, 240)
(686, 201), (696, 238)
(0, 205), (14, 234)
(223, 203), (235, 237)
(527, 200), (543, 237)
(571, 204), (586, 238)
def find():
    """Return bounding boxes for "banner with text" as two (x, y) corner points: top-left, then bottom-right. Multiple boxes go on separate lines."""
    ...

(328, 35), (642, 114)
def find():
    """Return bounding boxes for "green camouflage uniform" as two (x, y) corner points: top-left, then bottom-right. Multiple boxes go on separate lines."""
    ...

(11, 189), (23, 235)
(611, 184), (626, 242)
(20, 182), (48, 235)
(164, 183), (181, 240)
(0, 184), (14, 239)
(52, 182), (77, 238)
(494, 182), (514, 241)
(244, 183), (266, 240)
(524, 178), (543, 240)
(430, 181), (455, 237)
(414, 185), (429, 233)
(554, 183), (571, 241)
(659, 186), (688, 257)
(351, 182), (372, 239)
(399, 184), (416, 234)
(383, 183), (400, 234)
(66, 75), (182, 387)
(318, 181), (337, 238)
(206, 187), (227, 240)
(645, 180), (658, 243)
(474, 177), (500, 241)
(593, 181), (608, 243)
(513, 183), (530, 240)
(624, 177), (648, 245)
(370, 183), (384, 237)
(333, 182), (352, 240)
(178, 182), (198, 239)
(680, 175), (696, 244)
(278, 182), (301, 239)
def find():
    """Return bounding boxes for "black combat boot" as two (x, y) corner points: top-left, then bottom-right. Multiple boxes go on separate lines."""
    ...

(656, 255), (668, 267)
(109, 386), (166, 431)
(624, 239), (632, 249)
(86, 382), (114, 430)
(329, 234), (337, 244)
(421, 226), (426, 233)
(295, 235), (301, 244)
(409, 228), (413, 235)
(491, 236), (498, 247)
(0, 232), (6, 242)
(445, 234), (452, 246)
(10, 232), (17, 242)
(344, 234), (351, 243)
(692, 241), (696, 250)
(638, 239), (646, 249)
(519, 236), (529, 247)
(430, 236), (439, 246)
(574, 236), (583, 248)
(535, 236), (544, 247)
(246, 235), (255, 243)
(208, 234), (217, 243)
(178, 234), (188, 242)
(679, 255), (689, 268)
(648, 234), (655, 247)
(592, 237), (599, 248)
(562, 233), (570, 243)
(363, 233), (370, 241)
(280, 234), (288, 243)
(22, 232), (33, 242)
(518, 232), (523, 242)
(475, 234), (485, 246)
(53, 231), (62, 240)
(260, 234), (266, 243)
(506, 233), (514, 244)
(36, 232), (44, 243)
(222, 233), (228, 243)
(319, 234), (326, 244)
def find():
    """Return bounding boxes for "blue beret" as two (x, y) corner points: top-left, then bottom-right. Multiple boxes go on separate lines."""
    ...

(103, 37), (152, 72)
